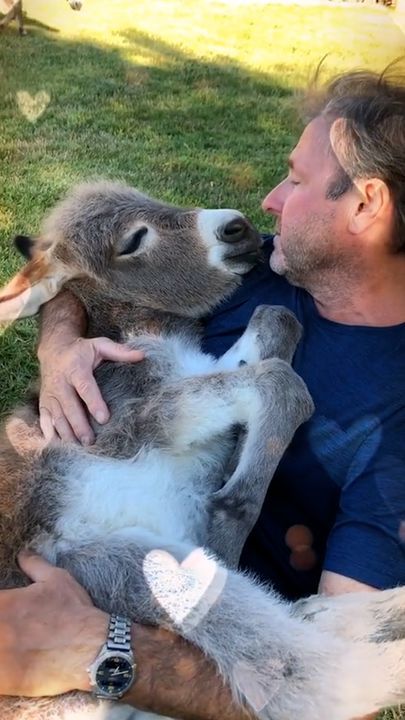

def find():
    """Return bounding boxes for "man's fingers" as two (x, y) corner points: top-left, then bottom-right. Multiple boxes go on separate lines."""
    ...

(17, 551), (58, 582)
(93, 337), (144, 366)
(37, 337), (140, 442)
(45, 396), (80, 443)
(69, 368), (110, 426)
(39, 407), (56, 443)
(41, 391), (95, 445)
(65, 400), (96, 445)
(52, 414), (78, 443)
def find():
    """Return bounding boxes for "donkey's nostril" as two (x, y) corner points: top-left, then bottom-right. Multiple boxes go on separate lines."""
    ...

(220, 218), (248, 243)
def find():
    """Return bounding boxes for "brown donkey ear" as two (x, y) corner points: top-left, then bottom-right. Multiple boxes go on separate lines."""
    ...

(0, 254), (71, 323)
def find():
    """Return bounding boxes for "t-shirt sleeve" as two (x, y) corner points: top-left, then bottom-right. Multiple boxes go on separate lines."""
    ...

(323, 419), (405, 589)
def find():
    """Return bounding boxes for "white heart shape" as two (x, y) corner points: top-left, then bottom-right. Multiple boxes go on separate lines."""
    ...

(232, 658), (284, 713)
(143, 547), (227, 632)
(16, 90), (50, 122)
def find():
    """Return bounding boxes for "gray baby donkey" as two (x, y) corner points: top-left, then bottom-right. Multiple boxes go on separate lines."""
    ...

(0, 182), (405, 720)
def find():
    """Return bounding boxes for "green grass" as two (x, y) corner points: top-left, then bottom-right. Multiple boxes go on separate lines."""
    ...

(0, 0), (403, 410)
(0, 2), (404, 717)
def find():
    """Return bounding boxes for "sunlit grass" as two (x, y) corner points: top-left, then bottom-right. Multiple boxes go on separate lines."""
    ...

(0, 0), (402, 407)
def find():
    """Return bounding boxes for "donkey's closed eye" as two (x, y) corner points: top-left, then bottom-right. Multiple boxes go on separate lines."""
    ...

(119, 226), (148, 256)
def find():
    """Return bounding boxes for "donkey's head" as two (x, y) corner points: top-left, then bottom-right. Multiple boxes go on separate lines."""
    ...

(0, 182), (261, 322)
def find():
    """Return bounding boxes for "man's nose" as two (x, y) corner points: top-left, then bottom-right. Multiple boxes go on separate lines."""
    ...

(261, 180), (286, 215)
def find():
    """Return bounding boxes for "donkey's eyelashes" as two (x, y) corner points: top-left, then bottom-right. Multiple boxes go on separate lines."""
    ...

(118, 227), (148, 257)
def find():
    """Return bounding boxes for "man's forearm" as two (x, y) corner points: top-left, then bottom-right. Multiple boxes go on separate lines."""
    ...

(37, 289), (87, 358)
(122, 624), (253, 720)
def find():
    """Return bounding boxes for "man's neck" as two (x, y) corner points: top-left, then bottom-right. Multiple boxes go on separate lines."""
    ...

(308, 257), (405, 327)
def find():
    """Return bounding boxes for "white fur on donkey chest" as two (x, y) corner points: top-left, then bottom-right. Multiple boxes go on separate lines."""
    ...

(49, 333), (238, 551)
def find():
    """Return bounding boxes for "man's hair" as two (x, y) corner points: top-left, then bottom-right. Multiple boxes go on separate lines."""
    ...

(303, 61), (405, 252)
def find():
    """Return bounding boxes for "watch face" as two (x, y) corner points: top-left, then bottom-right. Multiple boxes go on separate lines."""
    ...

(96, 656), (134, 696)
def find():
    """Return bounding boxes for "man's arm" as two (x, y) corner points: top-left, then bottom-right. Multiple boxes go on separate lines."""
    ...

(124, 625), (252, 720)
(318, 570), (378, 596)
(1, 553), (252, 720)
(37, 290), (144, 444)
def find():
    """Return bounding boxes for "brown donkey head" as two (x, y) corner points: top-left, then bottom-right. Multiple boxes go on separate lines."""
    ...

(0, 181), (261, 323)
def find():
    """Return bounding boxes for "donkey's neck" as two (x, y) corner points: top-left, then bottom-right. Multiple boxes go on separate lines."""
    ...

(86, 300), (201, 343)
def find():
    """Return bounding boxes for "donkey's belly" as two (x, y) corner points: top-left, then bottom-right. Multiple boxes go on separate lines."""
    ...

(52, 446), (222, 548)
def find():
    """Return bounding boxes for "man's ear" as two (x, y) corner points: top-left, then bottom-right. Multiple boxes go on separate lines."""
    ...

(348, 178), (392, 235)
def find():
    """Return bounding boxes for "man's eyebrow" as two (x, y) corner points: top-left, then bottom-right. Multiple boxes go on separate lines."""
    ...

(287, 154), (305, 176)
(287, 155), (296, 170)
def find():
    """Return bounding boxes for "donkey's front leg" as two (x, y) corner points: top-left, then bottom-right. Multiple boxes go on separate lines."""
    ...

(216, 304), (302, 371)
(143, 362), (280, 452)
(206, 359), (314, 566)
(95, 359), (285, 460)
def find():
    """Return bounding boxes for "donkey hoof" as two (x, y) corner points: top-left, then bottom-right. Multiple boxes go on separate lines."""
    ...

(247, 305), (303, 363)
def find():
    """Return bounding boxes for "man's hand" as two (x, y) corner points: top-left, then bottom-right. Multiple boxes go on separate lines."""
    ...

(0, 553), (108, 697)
(39, 336), (144, 445)
(37, 289), (144, 445)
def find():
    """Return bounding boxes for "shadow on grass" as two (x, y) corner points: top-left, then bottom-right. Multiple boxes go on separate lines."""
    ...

(0, 24), (300, 413)
(22, 12), (60, 32)
(0, 11), (60, 33)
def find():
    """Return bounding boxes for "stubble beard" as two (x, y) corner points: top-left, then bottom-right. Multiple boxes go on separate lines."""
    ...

(270, 216), (359, 293)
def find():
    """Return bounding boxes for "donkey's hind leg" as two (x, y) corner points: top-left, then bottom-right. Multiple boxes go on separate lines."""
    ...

(60, 531), (405, 720)
(293, 584), (405, 644)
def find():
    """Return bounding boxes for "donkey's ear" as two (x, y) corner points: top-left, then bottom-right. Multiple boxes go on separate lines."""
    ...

(14, 235), (34, 260)
(0, 256), (70, 323)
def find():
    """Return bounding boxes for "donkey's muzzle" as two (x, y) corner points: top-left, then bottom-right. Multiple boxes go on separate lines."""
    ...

(219, 216), (262, 267)
(220, 217), (256, 244)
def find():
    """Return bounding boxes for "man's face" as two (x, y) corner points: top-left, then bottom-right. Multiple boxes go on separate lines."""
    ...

(262, 116), (358, 289)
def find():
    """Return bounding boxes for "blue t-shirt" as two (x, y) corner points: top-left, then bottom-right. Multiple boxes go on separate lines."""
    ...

(202, 237), (405, 600)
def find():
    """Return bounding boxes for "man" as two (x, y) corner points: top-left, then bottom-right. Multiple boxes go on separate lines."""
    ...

(0, 67), (404, 716)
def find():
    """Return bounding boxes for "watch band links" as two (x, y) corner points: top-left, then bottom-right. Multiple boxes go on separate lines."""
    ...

(107, 614), (132, 652)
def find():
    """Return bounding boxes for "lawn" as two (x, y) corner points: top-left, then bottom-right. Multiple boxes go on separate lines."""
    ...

(0, 0), (404, 717)
(0, 0), (403, 411)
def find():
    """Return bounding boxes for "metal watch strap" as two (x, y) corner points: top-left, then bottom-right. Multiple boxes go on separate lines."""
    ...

(88, 613), (136, 700)
(107, 614), (132, 652)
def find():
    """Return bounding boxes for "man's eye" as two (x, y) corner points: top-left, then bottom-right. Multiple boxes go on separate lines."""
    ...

(290, 179), (300, 186)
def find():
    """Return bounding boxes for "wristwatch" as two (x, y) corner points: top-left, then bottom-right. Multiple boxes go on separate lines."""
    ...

(88, 614), (136, 700)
